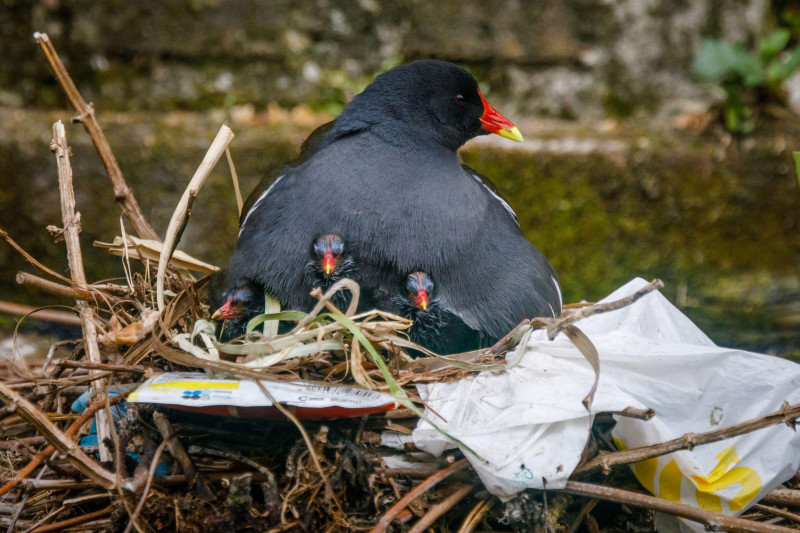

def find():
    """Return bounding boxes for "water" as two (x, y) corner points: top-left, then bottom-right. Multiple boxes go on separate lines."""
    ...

(1, 110), (798, 356)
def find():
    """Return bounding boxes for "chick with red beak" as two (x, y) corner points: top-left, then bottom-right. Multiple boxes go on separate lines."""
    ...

(312, 234), (345, 278)
(210, 281), (265, 342)
(406, 272), (433, 312)
(304, 234), (358, 311)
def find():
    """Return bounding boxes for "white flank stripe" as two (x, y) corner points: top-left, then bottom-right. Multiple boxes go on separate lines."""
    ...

(239, 175), (284, 237)
(551, 276), (563, 310)
(467, 170), (519, 226)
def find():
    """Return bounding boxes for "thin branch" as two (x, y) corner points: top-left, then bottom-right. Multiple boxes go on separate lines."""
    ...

(15, 272), (118, 305)
(762, 489), (800, 509)
(152, 412), (214, 501)
(156, 125), (234, 311)
(369, 458), (470, 533)
(123, 436), (173, 533)
(573, 400), (800, 477)
(0, 226), (71, 283)
(0, 301), (81, 327)
(33, 32), (159, 241)
(751, 504), (800, 524)
(408, 484), (474, 533)
(7, 471), (272, 492)
(534, 279), (665, 340)
(559, 481), (797, 533)
(29, 506), (113, 533)
(54, 360), (147, 374)
(50, 120), (112, 462)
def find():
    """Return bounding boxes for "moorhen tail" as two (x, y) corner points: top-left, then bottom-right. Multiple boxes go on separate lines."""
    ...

(226, 59), (562, 342)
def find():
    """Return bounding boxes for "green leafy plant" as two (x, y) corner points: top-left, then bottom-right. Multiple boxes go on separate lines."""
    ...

(692, 29), (800, 133)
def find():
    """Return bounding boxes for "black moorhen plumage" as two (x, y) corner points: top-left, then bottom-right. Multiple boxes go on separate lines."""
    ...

(226, 59), (562, 345)
(391, 272), (487, 355)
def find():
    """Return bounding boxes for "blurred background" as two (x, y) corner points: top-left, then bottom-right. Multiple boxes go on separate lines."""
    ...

(1, 0), (799, 356)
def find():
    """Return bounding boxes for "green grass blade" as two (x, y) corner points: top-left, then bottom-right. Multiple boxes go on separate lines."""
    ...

(246, 311), (308, 334)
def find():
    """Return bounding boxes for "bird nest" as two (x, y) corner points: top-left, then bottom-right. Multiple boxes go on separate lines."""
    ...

(3, 32), (800, 533)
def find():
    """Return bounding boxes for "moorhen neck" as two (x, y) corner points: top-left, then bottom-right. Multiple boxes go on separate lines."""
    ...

(226, 59), (562, 342)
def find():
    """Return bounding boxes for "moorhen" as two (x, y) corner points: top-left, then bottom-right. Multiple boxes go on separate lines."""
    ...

(225, 60), (562, 350)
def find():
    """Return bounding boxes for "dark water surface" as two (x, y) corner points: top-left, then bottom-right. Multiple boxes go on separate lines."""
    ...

(1, 110), (798, 356)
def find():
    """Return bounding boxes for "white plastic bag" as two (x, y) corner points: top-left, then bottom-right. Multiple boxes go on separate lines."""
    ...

(412, 278), (800, 526)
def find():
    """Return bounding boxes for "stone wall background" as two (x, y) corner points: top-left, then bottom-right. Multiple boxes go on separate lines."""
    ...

(1, 0), (771, 119)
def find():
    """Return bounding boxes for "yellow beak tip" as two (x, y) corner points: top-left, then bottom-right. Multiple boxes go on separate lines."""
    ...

(498, 126), (523, 143)
(211, 311), (221, 320)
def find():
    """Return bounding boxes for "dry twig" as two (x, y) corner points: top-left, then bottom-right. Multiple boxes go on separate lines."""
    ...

(33, 32), (159, 241)
(16, 271), (118, 306)
(152, 411), (214, 501)
(0, 226), (72, 284)
(559, 481), (797, 533)
(573, 400), (800, 476)
(369, 458), (469, 533)
(408, 484), (475, 533)
(50, 120), (113, 461)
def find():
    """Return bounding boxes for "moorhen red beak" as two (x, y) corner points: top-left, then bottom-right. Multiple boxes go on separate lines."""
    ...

(225, 59), (562, 344)
(477, 88), (523, 142)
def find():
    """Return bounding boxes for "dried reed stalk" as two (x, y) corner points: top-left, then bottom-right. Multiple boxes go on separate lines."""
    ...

(156, 125), (234, 311)
(0, 301), (81, 326)
(50, 120), (112, 462)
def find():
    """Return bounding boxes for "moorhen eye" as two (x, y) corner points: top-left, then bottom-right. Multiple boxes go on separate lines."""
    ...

(455, 94), (465, 105)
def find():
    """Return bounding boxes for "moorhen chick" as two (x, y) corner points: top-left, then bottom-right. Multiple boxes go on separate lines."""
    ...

(210, 279), (265, 342)
(304, 233), (359, 311)
(391, 272), (487, 355)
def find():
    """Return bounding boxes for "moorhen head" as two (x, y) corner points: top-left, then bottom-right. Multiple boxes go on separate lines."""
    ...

(323, 60), (522, 151)
(306, 234), (354, 280)
(211, 280), (265, 342)
(391, 271), (487, 356)
(227, 59), (562, 343)
(304, 234), (358, 311)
